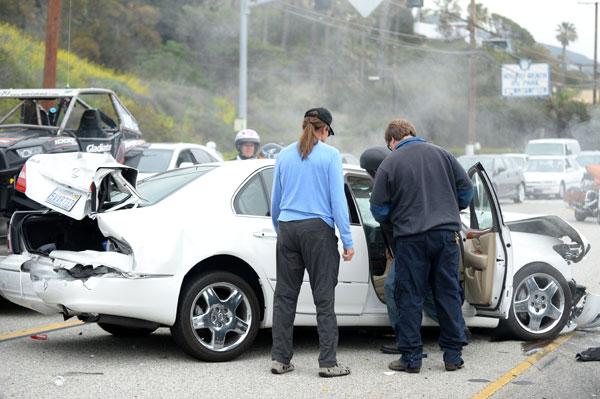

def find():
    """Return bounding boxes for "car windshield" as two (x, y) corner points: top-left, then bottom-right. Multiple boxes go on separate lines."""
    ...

(135, 148), (174, 173)
(526, 143), (564, 156)
(576, 154), (600, 167)
(458, 156), (493, 172)
(526, 159), (565, 172)
(136, 165), (217, 204)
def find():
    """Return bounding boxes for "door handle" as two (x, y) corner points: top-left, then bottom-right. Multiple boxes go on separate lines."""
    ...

(253, 231), (277, 238)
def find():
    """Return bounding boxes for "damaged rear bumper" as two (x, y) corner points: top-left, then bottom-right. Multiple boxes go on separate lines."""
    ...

(0, 253), (180, 326)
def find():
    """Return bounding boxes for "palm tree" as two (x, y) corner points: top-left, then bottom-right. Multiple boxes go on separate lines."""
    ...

(556, 22), (578, 89)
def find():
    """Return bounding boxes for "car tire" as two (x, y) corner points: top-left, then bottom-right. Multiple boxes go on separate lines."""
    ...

(514, 183), (526, 203)
(574, 210), (587, 222)
(171, 271), (260, 362)
(98, 322), (158, 337)
(556, 182), (566, 199)
(500, 263), (572, 341)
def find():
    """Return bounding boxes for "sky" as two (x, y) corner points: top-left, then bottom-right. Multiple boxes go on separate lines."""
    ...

(454, 0), (597, 61)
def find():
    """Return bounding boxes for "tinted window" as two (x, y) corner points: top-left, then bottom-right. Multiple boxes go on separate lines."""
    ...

(470, 172), (494, 230)
(234, 174), (269, 217)
(136, 148), (173, 173)
(261, 167), (274, 202)
(136, 166), (216, 204)
(191, 148), (216, 164)
(176, 149), (195, 167)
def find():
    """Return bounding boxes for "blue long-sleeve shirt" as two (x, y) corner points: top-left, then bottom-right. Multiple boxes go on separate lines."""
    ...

(271, 141), (354, 249)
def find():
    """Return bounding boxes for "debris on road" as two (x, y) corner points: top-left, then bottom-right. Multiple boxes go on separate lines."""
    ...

(52, 376), (65, 386)
(30, 334), (48, 341)
(576, 347), (600, 361)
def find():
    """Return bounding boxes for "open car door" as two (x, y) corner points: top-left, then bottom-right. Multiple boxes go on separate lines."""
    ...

(463, 163), (513, 318)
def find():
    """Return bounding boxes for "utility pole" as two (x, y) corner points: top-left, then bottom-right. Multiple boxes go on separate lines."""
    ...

(43, 0), (61, 89)
(467, 0), (477, 147)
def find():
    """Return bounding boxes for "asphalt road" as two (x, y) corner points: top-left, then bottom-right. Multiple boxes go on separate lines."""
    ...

(1, 199), (599, 399)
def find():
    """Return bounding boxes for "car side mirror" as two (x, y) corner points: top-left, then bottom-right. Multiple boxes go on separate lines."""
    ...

(179, 162), (195, 168)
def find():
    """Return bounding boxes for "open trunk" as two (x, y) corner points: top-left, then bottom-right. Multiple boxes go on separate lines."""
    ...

(19, 212), (107, 255)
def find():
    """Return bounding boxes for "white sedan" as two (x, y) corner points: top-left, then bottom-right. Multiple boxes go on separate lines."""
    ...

(524, 156), (584, 199)
(0, 153), (598, 362)
(124, 142), (223, 180)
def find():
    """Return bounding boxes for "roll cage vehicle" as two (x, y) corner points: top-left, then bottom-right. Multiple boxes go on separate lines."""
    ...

(0, 88), (142, 215)
(0, 155), (598, 362)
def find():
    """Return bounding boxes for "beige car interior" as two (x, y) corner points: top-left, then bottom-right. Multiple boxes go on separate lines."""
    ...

(462, 230), (497, 306)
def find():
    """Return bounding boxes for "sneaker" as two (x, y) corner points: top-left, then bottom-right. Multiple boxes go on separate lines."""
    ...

(271, 361), (295, 375)
(444, 360), (464, 371)
(318, 363), (351, 378)
(388, 359), (421, 373)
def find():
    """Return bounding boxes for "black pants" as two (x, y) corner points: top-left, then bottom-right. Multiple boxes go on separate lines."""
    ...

(394, 230), (468, 367)
(271, 218), (341, 368)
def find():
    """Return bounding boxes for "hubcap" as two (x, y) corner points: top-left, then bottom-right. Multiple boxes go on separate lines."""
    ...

(512, 273), (565, 334)
(189, 282), (252, 352)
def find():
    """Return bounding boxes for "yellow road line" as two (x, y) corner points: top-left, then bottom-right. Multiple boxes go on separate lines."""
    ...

(0, 319), (86, 343)
(472, 333), (573, 399)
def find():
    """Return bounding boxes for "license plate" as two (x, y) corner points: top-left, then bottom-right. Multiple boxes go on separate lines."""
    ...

(46, 188), (81, 211)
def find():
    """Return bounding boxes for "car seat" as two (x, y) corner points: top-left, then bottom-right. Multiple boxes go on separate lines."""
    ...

(76, 109), (107, 138)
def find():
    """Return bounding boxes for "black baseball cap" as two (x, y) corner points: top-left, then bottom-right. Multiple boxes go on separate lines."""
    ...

(304, 107), (335, 136)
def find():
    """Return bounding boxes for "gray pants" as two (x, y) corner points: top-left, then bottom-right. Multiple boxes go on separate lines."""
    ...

(271, 218), (341, 368)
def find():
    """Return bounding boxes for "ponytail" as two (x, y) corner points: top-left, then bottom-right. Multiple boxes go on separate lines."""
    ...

(298, 116), (325, 160)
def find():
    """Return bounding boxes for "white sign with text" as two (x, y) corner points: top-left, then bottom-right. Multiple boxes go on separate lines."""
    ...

(502, 62), (551, 97)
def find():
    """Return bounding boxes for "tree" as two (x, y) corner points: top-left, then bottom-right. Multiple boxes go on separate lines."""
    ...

(434, 0), (461, 39)
(545, 89), (589, 137)
(556, 22), (578, 88)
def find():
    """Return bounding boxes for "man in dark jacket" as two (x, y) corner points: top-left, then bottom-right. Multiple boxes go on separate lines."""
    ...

(370, 119), (473, 373)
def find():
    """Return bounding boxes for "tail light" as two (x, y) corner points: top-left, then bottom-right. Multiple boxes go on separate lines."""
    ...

(15, 164), (26, 193)
(116, 143), (125, 164)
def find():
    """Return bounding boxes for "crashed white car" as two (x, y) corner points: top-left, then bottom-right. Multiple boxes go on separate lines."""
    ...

(0, 153), (599, 362)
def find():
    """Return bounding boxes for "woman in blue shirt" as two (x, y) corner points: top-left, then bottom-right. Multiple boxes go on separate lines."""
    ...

(270, 107), (354, 378)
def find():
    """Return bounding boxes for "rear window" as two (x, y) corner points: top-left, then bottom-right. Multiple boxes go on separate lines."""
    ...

(135, 148), (174, 173)
(137, 165), (216, 204)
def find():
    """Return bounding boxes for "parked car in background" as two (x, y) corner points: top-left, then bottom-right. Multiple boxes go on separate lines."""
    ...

(525, 138), (581, 157)
(458, 154), (526, 202)
(0, 88), (142, 215)
(576, 151), (600, 168)
(504, 153), (528, 170)
(2, 155), (597, 363)
(124, 142), (223, 180)
(341, 153), (359, 165)
(524, 156), (584, 199)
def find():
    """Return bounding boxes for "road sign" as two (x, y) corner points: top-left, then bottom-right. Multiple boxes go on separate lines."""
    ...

(501, 62), (551, 97)
(347, 0), (384, 17)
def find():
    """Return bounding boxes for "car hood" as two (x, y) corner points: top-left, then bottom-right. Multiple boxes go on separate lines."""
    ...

(505, 213), (590, 263)
(23, 152), (141, 220)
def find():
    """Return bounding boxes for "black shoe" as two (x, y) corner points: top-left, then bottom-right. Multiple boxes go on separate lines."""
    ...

(444, 360), (464, 371)
(380, 344), (401, 354)
(388, 359), (421, 373)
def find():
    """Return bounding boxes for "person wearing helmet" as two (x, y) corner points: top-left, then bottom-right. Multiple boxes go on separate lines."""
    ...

(235, 129), (261, 160)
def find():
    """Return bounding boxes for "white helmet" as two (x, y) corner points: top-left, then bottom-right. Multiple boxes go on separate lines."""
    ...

(235, 129), (260, 160)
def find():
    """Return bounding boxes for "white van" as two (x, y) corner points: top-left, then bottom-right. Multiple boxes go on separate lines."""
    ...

(525, 138), (581, 156)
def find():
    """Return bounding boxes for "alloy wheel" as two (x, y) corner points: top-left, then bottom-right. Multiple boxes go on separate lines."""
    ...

(512, 273), (565, 334)
(189, 282), (252, 352)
